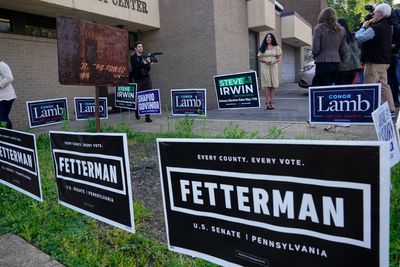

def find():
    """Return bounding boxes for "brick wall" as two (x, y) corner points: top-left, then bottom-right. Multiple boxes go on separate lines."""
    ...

(214, 0), (250, 74)
(139, 0), (218, 109)
(0, 32), (92, 129)
(139, 0), (251, 109)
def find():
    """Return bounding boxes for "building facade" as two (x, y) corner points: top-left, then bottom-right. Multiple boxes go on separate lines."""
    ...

(277, 0), (328, 29)
(0, 0), (314, 129)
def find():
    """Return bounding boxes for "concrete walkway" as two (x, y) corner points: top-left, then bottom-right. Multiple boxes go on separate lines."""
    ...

(0, 234), (64, 267)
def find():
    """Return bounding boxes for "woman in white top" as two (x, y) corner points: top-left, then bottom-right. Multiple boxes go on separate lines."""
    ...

(0, 60), (17, 129)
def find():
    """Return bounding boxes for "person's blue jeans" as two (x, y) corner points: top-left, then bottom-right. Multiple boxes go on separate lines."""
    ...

(0, 99), (15, 129)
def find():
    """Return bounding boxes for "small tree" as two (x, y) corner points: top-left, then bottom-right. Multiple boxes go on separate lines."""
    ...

(327, 0), (394, 32)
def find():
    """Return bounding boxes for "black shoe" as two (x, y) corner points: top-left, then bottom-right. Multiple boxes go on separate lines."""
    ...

(135, 112), (140, 120)
(145, 116), (152, 123)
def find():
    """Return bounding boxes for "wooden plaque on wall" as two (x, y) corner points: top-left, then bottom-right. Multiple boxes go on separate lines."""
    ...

(57, 16), (129, 86)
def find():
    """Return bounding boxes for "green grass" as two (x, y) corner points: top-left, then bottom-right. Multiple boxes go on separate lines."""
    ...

(391, 164), (400, 267)
(0, 121), (399, 266)
(0, 132), (212, 267)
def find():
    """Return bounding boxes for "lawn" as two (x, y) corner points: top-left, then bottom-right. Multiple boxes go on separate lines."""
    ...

(0, 121), (399, 266)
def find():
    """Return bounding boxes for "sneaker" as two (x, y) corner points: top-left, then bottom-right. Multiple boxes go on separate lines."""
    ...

(145, 116), (152, 123)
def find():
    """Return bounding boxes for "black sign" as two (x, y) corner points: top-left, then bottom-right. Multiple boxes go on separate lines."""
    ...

(214, 71), (260, 109)
(26, 98), (68, 128)
(115, 84), (137, 110)
(157, 139), (390, 266)
(171, 89), (206, 116)
(309, 84), (381, 124)
(0, 128), (42, 201)
(74, 97), (108, 121)
(50, 131), (135, 232)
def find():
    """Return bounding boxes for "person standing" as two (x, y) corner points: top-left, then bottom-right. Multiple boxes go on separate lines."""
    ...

(335, 18), (361, 85)
(312, 7), (346, 86)
(130, 41), (153, 123)
(0, 59), (16, 129)
(257, 33), (282, 110)
(388, 23), (400, 107)
(356, 3), (395, 113)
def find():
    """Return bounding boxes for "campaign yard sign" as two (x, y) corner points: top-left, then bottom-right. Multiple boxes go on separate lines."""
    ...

(115, 84), (137, 110)
(0, 128), (42, 201)
(214, 71), (260, 110)
(26, 98), (68, 128)
(171, 89), (206, 116)
(50, 131), (135, 232)
(74, 97), (108, 121)
(137, 89), (161, 115)
(309, 84), (381, 124)
(157, 139), (390, 267)
(396, 111), (400, 148)
(372, 102), (400, 167)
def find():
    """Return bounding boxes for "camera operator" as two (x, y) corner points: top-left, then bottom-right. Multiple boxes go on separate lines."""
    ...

(355, 3), (396, 114)
(130, 41), (153, 123)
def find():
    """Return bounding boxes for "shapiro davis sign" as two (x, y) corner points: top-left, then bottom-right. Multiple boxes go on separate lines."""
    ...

(157, 139), (390, 267)
(171, 89), (206, 116)
(137, 89), (161, 115)
(309, 84), (381, 124)
(50, 131), (135, 232)
(214, 71), (260, 110)
(115, 83), (137, 110)
(26, 98), (68, 128)
(0, 128), (42, 201)
(74, 97), (108, 121)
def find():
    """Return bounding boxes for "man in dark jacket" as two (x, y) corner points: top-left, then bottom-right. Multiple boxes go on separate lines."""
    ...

(356, 3), (396, 113)
(130, 41), (152, 122)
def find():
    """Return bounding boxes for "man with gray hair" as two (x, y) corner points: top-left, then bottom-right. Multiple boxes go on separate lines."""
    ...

(356, 3), (395, 114)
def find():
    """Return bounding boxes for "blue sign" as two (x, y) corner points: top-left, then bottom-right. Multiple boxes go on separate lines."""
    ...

(74, 97), (108, 121)
(309, 84), (381, 124)
(26, 98), (68, 128)
(214, 71), (260, 110)
(137, 89), (161, 115)
(171, 89), (206, 116)
(115, 83), (137, 110)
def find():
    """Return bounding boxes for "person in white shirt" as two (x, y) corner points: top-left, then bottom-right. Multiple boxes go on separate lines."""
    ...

(0, 60), (17, 129)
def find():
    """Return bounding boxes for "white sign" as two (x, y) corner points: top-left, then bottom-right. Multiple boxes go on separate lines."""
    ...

(372, 102), (400, 167)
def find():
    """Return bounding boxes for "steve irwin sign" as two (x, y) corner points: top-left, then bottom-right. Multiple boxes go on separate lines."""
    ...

(214, 71), (260, 109)
(50, 131), (135, 232)
(157, 139), (390, 266)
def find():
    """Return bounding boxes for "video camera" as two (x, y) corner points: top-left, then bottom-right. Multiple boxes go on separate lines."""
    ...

(143, 52), (163, 63)
(364, 4), (400, 25)
(364, 4), (375, 22)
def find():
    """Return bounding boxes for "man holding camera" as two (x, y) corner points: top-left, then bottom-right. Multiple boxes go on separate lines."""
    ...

(356, 3), (396, 114)
(130, 41), (153, 123)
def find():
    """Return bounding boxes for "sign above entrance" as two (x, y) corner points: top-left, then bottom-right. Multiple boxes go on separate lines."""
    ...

(98, 0), (149, 14)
